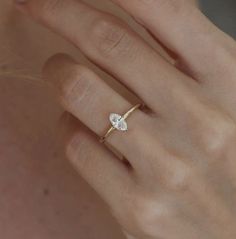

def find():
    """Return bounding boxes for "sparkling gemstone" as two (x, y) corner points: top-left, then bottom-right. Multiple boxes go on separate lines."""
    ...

(109, 113), (128, 131)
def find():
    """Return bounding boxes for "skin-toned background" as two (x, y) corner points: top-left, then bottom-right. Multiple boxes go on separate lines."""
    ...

(0, 0), (235, 239)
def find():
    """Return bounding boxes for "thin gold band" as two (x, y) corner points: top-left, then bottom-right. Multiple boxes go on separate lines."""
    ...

(100, 103), (141, 143)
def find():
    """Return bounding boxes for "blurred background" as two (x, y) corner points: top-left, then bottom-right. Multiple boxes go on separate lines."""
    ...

(200, 0), (236, 37)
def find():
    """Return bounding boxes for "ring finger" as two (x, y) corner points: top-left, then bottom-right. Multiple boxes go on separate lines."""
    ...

(43, 53), (156, 169)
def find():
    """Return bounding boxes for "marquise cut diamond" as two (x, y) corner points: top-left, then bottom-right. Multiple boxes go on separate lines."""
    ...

(109, 113), (128, 131)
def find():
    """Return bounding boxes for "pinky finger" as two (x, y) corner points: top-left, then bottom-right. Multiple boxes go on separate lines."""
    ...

(66, 119), (134, 207)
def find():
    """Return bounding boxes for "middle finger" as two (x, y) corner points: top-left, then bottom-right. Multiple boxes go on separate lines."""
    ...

(16, 0), (198, 116)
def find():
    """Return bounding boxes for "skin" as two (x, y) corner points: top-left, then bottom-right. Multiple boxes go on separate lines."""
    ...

(0, 1), (130, 239)
(2, 0), (236, 238)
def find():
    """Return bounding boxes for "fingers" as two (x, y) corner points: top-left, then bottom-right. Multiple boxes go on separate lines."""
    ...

(44, 54), (202, 186)
(64, 116), (134, 207)
(14, 0), (197, 115)
(43, 54), (155, 166)
(111, 0), (235, 82)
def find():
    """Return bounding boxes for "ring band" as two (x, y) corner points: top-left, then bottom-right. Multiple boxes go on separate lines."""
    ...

(100, 103), (142, 143)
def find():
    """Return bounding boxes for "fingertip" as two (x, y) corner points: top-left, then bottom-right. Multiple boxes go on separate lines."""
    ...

(43, 53), (77, 74)
(42, 53), (77, 86)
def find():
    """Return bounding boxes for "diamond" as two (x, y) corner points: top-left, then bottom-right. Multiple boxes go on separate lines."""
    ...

(109, 113), (128, 131)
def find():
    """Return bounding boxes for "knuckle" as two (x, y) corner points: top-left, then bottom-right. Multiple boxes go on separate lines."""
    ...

(165, 161), (193, 192)
(129, 195), (175, 237)
(90, 16), (136, 58)
(149, 149), (194, 193)
(60, 66), (93, 109)
(200, 112), (236, 158)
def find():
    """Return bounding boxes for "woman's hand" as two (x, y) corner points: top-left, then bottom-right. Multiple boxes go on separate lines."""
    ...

(14, 0), (236, 238)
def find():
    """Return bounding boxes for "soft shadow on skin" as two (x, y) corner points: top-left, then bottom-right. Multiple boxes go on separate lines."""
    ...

(0, 74), (126, 239)
(0, 1), (128, 238)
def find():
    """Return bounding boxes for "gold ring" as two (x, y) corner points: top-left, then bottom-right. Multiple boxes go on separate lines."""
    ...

(100, 103), (142, 143)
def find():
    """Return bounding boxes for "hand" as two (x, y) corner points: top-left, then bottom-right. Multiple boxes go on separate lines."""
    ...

(14, 0), (236, 238)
